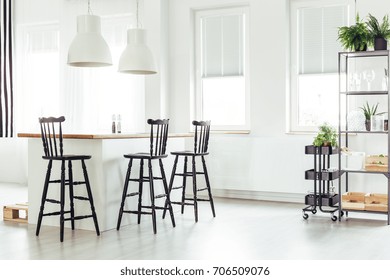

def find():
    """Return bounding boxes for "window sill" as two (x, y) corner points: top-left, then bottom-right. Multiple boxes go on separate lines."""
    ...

(210, 130), (250, 135)
(286, 131), (358, 136)
(285, 131), (317, 135)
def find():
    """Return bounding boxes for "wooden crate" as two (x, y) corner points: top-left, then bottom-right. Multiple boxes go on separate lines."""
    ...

(342, 192), (365, 210)
(3, 204), (28, 223)
(365, 155), (388, 172)
(365, 193), (388, 212)
(364, 164), (388, 172)
(365, 155), (388, 164)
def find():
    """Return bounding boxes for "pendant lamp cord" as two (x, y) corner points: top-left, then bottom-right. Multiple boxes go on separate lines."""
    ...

(354, 0), (357, 22)
(88, 0), (93, 15)
(136, 0), (140, 28)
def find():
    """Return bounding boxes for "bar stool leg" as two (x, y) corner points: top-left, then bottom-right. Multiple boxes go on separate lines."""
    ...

(159, 159), (175, 227)
(68, 160), (75, 230)
(181, 156), (188, 214)
(192, 156), (198, 222)
(81, 160), (100, 236)
(36, 160), (53, 236)
(117, 159), (133, 230)
(60, 160), (66, 242)
(137, 159), (144, 224)
(162, 155), (178, 219)
(202, 155), (216, 217)
(148, 159), (157, 234)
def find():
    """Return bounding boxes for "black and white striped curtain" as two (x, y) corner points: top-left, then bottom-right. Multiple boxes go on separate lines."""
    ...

(0, 0), (13, 137)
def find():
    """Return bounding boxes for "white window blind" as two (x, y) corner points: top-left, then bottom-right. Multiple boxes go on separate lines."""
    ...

(290, 0), (352, 132)
(299, 5), (347, 74)
(202, 14), (244, 77)
(195, 6), (250, 130)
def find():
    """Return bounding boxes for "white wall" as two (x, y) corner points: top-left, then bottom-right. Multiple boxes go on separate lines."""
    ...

(0, 139), (28, 183)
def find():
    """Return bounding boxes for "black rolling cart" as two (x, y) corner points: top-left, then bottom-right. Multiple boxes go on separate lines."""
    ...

(303, 145), (342, 221)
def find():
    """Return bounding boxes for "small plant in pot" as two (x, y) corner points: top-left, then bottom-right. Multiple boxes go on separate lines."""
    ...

(338, 14), (370, 51)
(366, 13), (390, 50)
(359, 101), (384, 131)
(313, 123), (338, 147)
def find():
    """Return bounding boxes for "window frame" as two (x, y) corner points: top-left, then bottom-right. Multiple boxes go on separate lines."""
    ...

(194, 6), (250, 131)
(288, 0), (353, 133)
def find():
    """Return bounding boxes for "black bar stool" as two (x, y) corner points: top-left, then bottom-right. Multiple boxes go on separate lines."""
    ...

(116, 119), (175, 234)
(35, 116), (100, 242)
(163, 120), (216, 222)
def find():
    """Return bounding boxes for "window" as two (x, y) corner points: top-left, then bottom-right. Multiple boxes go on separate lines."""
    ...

(194, 6), (250, 131)
(15, 23), (61, 132)
(289, 0), (353, 132)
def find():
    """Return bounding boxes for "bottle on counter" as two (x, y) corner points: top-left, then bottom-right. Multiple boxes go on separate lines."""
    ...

(117, 114), (122, 133)
(112, 114), (116, 133)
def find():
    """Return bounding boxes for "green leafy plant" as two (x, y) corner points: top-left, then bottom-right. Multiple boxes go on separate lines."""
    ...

(359, 101), (379, 120)
(338, 14), (370, 51)
(366, 13), (390, 41)
(313, 123), (338, 147)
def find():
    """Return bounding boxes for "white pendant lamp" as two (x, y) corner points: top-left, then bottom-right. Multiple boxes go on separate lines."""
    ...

(118, 0), (157, 74)
(67, 0), (112, 67)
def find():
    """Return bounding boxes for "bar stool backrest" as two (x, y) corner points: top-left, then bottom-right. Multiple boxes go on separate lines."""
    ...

(39, 116), (65, 158)
(193, 120), (211, 154)
(147, 119), (169, 157)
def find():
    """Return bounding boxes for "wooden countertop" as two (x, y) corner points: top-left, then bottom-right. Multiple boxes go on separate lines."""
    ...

(17, 132), (193, 139)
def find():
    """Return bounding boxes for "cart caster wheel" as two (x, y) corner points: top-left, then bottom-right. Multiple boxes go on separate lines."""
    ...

(331, 215), (337, 222)
(303, 213), (309, 220)
(312, 209), (317, 214)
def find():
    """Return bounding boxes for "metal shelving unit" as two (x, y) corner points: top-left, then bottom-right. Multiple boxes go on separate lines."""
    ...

(338, 50), (390, 225)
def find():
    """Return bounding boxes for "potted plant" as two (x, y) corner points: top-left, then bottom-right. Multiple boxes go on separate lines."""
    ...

(359, 101), (381, 131)
(338, 14), (370, 51)
(313, 123), (338, 147)
(366, 13), (390, 50)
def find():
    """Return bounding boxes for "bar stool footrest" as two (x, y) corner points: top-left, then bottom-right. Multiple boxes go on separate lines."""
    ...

(185, 198), (210, 202)
(48, 180), (63, 184)
(64, 215), (93, 221)
(123, 210), (152, 215)
(171, 186), (184, 190)
(128, 176), (164, 183)
(171, 201), (194, 206)
(197, 187), (208, 192)
(72, 181), (87, 185)
(42, 210), (71, 217)
(73, 196), (89, 201)
(128, 178), (151, 183)
(196, 198), (211, 202)
(174, 173), (193, 177)
(45, 199), (60, 204)
(155, 194), (167, 199)
(126, 192), (140, 197)
(142, 205), (167, 211)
